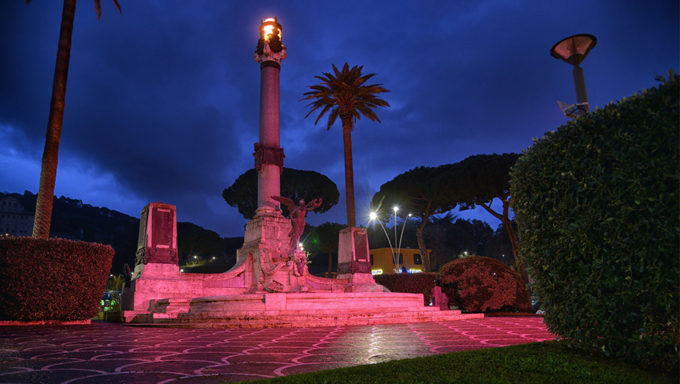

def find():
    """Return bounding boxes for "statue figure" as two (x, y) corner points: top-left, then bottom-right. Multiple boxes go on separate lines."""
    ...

(272, 196), (322, 254)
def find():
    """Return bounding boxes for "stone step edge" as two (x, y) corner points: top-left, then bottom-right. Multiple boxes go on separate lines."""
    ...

(125, 310), (483, 323)
(125, 313), (485, 328)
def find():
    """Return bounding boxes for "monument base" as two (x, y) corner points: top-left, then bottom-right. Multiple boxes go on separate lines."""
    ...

(123, 291), (484, 327)
(121, 207), (482, 328)
(337, 272), (388, 292)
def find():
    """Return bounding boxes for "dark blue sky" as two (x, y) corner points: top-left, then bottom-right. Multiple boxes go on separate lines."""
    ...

(1, 1), (677, 237)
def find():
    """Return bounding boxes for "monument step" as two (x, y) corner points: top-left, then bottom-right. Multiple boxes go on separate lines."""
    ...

(125, 308), (483, 327)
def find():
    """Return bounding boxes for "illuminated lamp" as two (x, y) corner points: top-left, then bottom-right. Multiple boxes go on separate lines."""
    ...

(260, 17), (282, 42)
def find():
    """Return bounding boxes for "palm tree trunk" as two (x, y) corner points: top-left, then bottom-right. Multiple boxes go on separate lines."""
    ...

(327, 248), (332, 275)
(416, 214), (431, 272)
(33, 0), (76, 239)
(341, 118), (356, 227)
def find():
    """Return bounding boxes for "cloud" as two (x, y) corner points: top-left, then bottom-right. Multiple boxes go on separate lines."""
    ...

(1, 0), (677, 236)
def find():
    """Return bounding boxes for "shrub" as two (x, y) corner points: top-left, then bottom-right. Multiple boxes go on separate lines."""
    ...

(510, 73), (679, 368)
(439, 256), (531, 313)
(374, 272), (437, 305)
(0, 237), (114, 321)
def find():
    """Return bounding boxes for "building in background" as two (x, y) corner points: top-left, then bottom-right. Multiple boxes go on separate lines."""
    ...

(369, 248), (431, 275)
(0, 196), (34, 237)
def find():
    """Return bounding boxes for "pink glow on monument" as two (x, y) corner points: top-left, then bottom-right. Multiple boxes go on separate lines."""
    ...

(118, 18), (485, 327)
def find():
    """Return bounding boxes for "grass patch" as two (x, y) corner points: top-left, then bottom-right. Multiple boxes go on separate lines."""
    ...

(245, 341), (677, 384)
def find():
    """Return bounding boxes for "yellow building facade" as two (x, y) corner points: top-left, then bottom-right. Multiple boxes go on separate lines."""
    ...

(369, 248), (431, 275)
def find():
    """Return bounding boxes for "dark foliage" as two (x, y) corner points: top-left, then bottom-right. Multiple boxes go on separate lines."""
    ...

(374, 272), (438, 305)
(511, 72), (679, 369)
(484, 223), (515, 265)
(424, 215), (495, 270)
(371, 166), (458, 272)
(439, 256), (531, 313)
(177, 222), (239, 270)
(441, 153), (520, 210)
(439, 153), (524, 280)
(0, 237), (113, 321)
(1, 191), (242, 275)
(2, 191), (137, 275)
(302, 222), (344, 275)
(223, 167), (339, 219)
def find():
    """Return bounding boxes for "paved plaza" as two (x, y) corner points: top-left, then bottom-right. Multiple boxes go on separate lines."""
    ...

(0, 316), (554, 383)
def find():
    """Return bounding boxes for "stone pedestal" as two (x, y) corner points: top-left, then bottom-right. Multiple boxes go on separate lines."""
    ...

(236, 212), (312, 293)
(133, 202), (178, 278)
(337, 227), (386, 292)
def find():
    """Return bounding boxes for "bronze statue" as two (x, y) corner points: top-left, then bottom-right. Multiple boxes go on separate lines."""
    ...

(272, 196), (322, 254)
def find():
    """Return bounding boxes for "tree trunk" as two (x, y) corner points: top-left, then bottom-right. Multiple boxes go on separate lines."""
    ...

(500, 202), (529, 287)
(327, 248), (332, 275)
(416, 214), (431, 272)
(341, 118), (356, 227)
(33, 0), (76, 239)
(476, 194), (530, 287)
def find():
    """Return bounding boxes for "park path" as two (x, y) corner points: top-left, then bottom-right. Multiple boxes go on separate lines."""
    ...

(0, 316), (554, 383)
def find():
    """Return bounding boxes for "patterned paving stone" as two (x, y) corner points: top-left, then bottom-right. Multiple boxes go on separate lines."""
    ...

(0, 317), (555, 383)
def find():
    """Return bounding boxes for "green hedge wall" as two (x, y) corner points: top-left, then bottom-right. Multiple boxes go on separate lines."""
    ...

(0, 237), (114, 321)
(510, 73), (679, 368)
(439, 256), (531, 313)
(374, 272), (437, 305)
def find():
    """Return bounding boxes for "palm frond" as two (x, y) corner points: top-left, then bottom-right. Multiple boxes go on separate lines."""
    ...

(95, 0), (102, 19)
(326, 108), (339, 130)
(302, 63), (390, 129)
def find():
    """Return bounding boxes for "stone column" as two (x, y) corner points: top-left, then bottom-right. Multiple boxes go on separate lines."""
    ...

(254, 18), (287, 215)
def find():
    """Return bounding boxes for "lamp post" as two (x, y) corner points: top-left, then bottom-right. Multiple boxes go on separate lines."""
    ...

(254, 17), (287, 214)
(370, 207), (412, 273)
(550, 33), (597, 118)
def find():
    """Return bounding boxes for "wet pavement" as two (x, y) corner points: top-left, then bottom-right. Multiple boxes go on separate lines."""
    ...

(0, 317), (554, 383)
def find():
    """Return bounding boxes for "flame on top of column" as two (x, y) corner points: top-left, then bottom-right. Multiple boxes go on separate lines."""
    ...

(261, 17), (282, 42)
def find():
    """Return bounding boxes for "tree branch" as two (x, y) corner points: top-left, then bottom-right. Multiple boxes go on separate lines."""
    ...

(475, 198), (504, 221)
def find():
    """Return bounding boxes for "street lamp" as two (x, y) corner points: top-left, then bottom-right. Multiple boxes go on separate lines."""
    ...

(370, 208), (412, 272)
(550, 33), (597, 118)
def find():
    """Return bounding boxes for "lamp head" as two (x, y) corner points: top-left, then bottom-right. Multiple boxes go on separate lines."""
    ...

(550, 34), (597, 66)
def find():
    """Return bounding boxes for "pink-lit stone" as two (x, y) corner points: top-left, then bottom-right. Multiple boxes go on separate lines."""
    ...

(135, 202), (178, 266)
(119, 20), (479, 327)
(337, 227), (385, 292)
(254, 27), (286, 214)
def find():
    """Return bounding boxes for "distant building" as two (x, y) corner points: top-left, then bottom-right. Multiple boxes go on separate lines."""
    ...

(369, 247), (431, 275)
(0, 196), (34, 237)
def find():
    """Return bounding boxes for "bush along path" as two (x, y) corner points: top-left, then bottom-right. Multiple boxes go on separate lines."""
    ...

(511, 71), (679, 370)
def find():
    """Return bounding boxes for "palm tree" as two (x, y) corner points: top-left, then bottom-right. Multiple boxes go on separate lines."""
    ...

(30, 0), (120, 239)
(302, 63), (389, 227)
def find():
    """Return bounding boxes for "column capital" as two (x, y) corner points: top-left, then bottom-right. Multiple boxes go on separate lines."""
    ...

(255, 41), (287, 65)
(254, 143), (284, 172)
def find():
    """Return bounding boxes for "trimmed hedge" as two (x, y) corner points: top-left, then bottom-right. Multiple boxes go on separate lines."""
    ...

(0, 237), (114, 321)
(439, 256), (531, 313)
(374, 272), (437, 305)
(510, 73), (679, 368)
